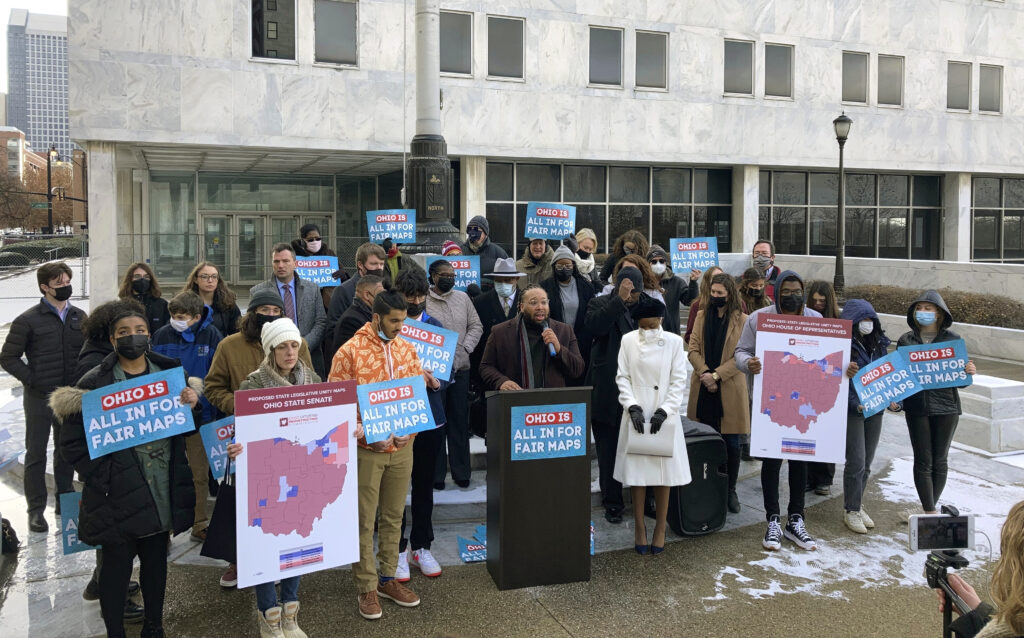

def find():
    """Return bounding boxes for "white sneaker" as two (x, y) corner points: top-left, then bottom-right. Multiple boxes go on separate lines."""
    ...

(859, 508), (875, 529)
(396, 549), (411, 583)
(410, 548), (442, 577)
(844, 510), (867, 534)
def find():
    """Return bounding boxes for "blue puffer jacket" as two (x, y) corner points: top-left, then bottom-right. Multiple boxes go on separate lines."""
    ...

(840, 299), (891, 411)
(151, 306), (224, 424)
(420, 313), (451, 426)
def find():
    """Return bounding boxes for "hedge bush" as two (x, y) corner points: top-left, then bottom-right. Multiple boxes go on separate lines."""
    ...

(844, 285), (1024, 330)
(0, 238), (84, 260)
(0, 251), (31, 268)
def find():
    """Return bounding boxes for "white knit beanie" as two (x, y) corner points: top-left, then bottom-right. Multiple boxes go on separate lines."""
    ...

(261, 317), (302, 356)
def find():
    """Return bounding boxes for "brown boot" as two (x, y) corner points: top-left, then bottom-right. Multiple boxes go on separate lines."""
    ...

(377, 579), (421, 607)
(358, 591), (383, 620)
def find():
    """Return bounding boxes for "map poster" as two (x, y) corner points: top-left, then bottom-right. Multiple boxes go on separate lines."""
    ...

(422, 256), (481, 292)
(199, 416), (235, 478)
(234, 381), (359, 589)
(524, 202), (576, 240)
(899, 339), (974, 391)
(509, 403), (587, 461)
(669, 237), (719, 273)
(750, 313), (853, 463)
(366, 209), (416, 243)
(59, 491), (96, 555)
(852, 352), (919, 418)
(295, 256), (340, 288)
(399, 318), (459, 382)
(356, 376), (437, 444)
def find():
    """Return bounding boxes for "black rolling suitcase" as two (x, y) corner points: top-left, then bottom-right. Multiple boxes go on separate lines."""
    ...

(666, 418), (728, 536)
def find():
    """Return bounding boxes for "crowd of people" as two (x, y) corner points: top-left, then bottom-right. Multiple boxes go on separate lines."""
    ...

(0, 221), (983, 636)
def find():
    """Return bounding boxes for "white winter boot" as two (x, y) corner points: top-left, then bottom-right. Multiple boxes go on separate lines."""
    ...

(281, 601), (308, 638)
(258, 606), (285, 638)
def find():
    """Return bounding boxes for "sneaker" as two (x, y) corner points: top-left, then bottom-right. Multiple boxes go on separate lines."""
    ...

(784, 514), (818, 550)
(220, 564), (238, 588)
(124, 600), (145, 624)
(358, 591), (383, 620)
(190, 527), (208, 543)
(762, 515), (783, 551)
(82, 578), (100, 601)
(859, 508), (875, 529)
(844, 510), (868, 534)
(396, 549), (411, 583)
(377, 579), (421, 608)
(411, 549), (442, 577)
(727, 490), (741, 514)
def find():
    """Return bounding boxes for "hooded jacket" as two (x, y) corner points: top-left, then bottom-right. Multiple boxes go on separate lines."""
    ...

(840, 299), (891, 411)
(516, 244), (555, 290)
(735, 270), (822, 375)
(658, 270), (698, 336)
(897, 290), (963, 416)
(460, 236), (509, 289)
(151, 305), (224, 424)
(52, 351), (200, 546)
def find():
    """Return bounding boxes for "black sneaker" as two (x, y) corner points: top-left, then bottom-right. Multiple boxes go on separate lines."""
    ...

(784, 514), (818, 550)
(124, 600), (145, 623)
(762, 515), (782, 551)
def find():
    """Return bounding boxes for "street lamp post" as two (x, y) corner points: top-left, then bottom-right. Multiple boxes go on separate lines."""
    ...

(46, 145), (58, 235)
(832, 113), (852, 296)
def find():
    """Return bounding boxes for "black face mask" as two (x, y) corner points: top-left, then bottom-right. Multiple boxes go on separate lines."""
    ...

(114, 334), (149, 360)
(435, 277), (456, 293)
(365, 268), (384, 279)
(709, 296), (727, 308)
(554, 268), (573, 283)
(577, 249), (591, 260)
(52, 285), (72, 301)
(779, 293), (803, 312)
(747, 288), (763, 298)
(407, 302), (426, 317)
(131, 278), (151, 294)
(254, 313), (280, 331)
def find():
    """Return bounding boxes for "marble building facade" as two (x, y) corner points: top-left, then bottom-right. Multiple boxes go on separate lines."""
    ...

(67, 0), (1024, 300)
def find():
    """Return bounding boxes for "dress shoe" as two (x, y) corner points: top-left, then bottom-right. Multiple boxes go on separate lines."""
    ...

(124, 600), (145, 624)
(28, 512), (48, 533)
(604, 509), (623, 524)
(634, 544), (649, 555)
(82, 579), (100, 601)
(650, 544), (665, 555)
(454, 479), (470, 488)
(433, 481), (445, 491)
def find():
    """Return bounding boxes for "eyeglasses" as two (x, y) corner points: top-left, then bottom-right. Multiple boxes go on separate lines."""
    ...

(467, 226), (483, 233)
(197, 274), (218, 281)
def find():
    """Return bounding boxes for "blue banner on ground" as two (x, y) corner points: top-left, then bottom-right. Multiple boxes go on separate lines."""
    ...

(458, 535), (487, 562)
(199, 416), (235, 478)
(900, 339), (974, 391)
(295, 256), (340, 288)
(525, 202), (576, 240)
(852, 352), (920, 418)
(82, 369), (195, 459)
(474, 524), (486, 544)
(509, 403), (587, 461)
(367, 209), (416, 243)
(669, 237), (719, 272)
(399, 318), (459, 382)
(60, 491), (96, 555)
(423, 256), (481, 292)
(356, 376), (436, 443)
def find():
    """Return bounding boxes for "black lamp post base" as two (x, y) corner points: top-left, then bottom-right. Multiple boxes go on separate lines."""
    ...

(403, 134), (458, 255)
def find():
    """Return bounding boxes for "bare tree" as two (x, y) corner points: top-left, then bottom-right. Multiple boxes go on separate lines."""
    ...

(0, 171), (32, 230)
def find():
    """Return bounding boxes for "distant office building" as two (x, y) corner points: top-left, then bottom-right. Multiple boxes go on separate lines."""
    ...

(0, 126), (44, 180)
(7, 9), (73, 159)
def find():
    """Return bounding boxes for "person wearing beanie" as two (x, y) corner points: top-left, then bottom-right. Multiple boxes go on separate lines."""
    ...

(516, 237), (555, 290)
(646, 245), (700, 336)
(573, 228), (601, 288)
(539, 245), (595, 383)
(227, 316), (321, 637)
(441, 240), (462, 256)
(460, 215), (509, 291)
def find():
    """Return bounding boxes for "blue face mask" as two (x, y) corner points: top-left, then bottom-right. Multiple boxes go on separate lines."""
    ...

(494, 282), (516, 298)
(915, 310), (937, 327)
(377, 329), (392, 343)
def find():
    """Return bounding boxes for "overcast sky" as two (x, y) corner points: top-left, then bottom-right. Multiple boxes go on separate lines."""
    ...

(0, 0), (68, 93)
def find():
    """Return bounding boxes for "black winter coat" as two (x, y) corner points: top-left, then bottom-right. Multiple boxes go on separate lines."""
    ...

(0, 301), (86, 394)
(334, 297), (373, 352)
(208, 301), (242, 337)
(540, 271), (595, 378)
(897, 290), (964, 417)
(53, 351), (197, 546)
(659, 273), (698, 336)
(470, 289), (520, 382)
(461, 238), (509, 289)
(584, 292), (636, 425)
(130, 293), (170, 335)
(74, 339), (113, 384)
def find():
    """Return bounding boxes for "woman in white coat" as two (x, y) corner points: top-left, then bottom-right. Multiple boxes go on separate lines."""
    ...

(613, 294), (691, 555)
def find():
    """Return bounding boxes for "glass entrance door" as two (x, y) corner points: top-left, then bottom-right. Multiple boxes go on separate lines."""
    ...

(201, 216), (230, 275)
(238, 216), (266, 284)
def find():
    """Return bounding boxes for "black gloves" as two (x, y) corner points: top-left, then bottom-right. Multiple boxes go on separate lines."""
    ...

(562, 234), (579, 253)
(650, 409), (668, 434)
(628, 405), (645, 433)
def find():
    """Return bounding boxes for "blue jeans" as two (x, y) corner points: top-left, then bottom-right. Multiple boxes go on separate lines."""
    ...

(255, 576), (300, 612)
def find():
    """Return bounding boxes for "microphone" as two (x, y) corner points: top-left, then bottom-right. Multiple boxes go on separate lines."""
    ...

(541, 320), (556, 357)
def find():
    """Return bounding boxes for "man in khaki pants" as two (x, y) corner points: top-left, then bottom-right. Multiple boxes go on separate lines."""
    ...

(330, 289), (440, 620)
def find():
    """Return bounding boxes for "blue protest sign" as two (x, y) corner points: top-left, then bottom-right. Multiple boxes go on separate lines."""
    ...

(900, 339), (973, 391)
(82, 368), (196, 459)
(199, 416), (235, 478)
(510, 403), (587, 461)
(367, 209), (416, 243)
(590, 520), (595, 556)
(853, 352), (919, 418)
(525, 202), (576, 240)
(669, 237), (719, 273)
(474, 524), (486, 544)
(423, 256), (481, 292)
(356, 376), (436, 444)
(399, 318), (459, 382)
(458, 535), (487, 562)
(60, 492), (96, 554)
(295, 256), (340, 288)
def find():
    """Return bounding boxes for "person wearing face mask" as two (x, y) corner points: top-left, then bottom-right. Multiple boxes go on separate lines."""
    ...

(600, 230), (650, 286)
(0, 261), (86, 533)
(751, 239), (781, 301)
(119, 262), (170, 334)
(803, 281), (842, 497)
(334, 275), (385, 351)
(683, 266), (724, 346)
(897, 290), (977, 520)
(426, 260), (483, 490)
(328, 242), (387, 328)
(151, 291), (224, 543)
(738, 267), (771, 314)
(646, 245), (699, 336)
(53, 307), (202, 638)
(460, 215), (509, 292)
(516, 236), (556, 290)
(573, 228), (601, 288)
(539, 245), (595, 383)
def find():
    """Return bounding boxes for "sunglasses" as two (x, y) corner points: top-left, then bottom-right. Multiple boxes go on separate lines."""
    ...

(305, 236), (322, 242)
(650, 259), (666, 265)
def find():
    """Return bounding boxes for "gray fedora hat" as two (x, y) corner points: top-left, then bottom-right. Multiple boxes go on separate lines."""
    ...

(486, 257), (526, 278)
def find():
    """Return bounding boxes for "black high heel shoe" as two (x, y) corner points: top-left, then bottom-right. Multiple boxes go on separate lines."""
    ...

(635, 523), (649, 554)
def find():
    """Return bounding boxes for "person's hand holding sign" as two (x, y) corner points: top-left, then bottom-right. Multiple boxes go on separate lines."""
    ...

(423, 370), (440, 391)
(227, 442), (243, 459)
(846, 361), (860, 378)
(180, 387), (199, 408)
(393, 434), (412, 450)
(965, 360), (977, 375)
(500, 380), (522, 391)
(747, 356), (762, 375)
(370, 434), (395, 453)
(352, 422), (364, 440)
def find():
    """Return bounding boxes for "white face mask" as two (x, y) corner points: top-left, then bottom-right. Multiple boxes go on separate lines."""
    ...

(638, 326), (663, 343)
(170, 318), (191, 333)
(858, 320), (874, 335)
(305, 239), (322, 253)
(494, 282), (516, 298)
(650, 263), (667, 276)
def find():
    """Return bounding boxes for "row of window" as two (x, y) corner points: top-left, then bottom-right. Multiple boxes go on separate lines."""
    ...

(972, 177), (1024, 263)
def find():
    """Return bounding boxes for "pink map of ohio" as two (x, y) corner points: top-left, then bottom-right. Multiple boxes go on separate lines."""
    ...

(760, 351), (844, 434)
(247, 424), (349, 537)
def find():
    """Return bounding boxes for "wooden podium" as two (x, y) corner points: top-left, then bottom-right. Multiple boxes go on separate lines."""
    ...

(485, 386), (592, 590)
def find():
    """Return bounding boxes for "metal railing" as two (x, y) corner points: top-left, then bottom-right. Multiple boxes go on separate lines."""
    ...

(0, 233), (89, 299)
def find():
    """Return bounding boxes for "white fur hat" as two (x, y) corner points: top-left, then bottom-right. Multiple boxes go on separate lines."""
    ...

(261, 317), (302, 356)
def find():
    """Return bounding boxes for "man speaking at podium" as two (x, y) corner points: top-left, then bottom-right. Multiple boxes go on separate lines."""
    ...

(479, 285), (585, 391)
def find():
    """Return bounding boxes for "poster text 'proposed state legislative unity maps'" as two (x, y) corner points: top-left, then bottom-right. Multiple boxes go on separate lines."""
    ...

(750, 313), (852, 463)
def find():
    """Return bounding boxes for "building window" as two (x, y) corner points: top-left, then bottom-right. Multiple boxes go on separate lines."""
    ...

(314, 0), (357, 65)
(842, 51), (868, 103)
(877, 55), (904, 106)
(268, 0), (277, 9)
(440, 11), (472, 75)
(764, 43), (793, 98)
(635, 31), (667, 89)
(487, 16), (524, 79)
(980, 64), (1002, 113)
(724, 39), (753, 95)
(252, 1), (295, 60)
(947, 61), (971, 111)
(971, 177), (1024, 262)
(589, 27), (623, 87)
(759, 170), (941, 259)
